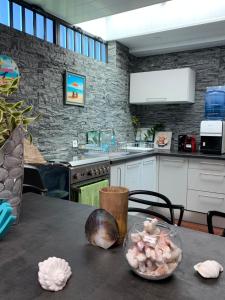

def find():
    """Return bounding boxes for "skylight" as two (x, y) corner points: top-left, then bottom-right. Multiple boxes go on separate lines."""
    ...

(76, 0), (225, 41)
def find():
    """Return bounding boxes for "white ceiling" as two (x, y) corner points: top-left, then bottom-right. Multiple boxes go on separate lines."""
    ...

(25, 0), (225, 57)
(25, 0), (167, 24)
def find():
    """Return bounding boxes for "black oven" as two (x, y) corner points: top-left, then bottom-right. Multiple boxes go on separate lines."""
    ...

(69, 161), (110, 202)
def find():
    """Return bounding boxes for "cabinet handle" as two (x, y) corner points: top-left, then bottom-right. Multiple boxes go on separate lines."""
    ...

(145, 97), (167, 101)
(200, 161), (223, 166)
(143, 161), (153, 165)
(127, 163), (140, 169)
(198, 194), (224, 201)
(200, 172), (224, 178)
(162, 159), (185, 164)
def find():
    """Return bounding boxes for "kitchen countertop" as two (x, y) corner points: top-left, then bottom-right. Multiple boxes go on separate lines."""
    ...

(110, 149), (225, 164)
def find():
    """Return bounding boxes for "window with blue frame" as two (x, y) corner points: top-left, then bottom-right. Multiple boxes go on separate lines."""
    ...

(67, 28), (74, 51)
(36, 13), (44, 39)
(13, 2), (22, 31)
(60, 25), (67, 48)
(89, 38), (95, 59)
(83, 35), (89, 57)
(0, 1), (107, 62)
(25, 8), (33, 35)
(75, 32), (82, 54)
(95, 41), (101, 61)
(46, 18), (53, 43)
(0, 0), (10, 26)
(101, 43), (107, 63)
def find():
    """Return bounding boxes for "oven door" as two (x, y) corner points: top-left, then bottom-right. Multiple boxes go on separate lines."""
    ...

(70, 176), (109, 206)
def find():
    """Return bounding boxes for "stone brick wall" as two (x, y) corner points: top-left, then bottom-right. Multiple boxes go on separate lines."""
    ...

(0, 24), (134, 160)
(130, 47), (225, 149)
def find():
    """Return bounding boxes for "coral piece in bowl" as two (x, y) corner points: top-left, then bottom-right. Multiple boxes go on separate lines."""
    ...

(124, 218), (182, 280)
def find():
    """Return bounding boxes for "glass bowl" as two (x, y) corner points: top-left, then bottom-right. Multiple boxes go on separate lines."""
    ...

(123, 218), (182, 280)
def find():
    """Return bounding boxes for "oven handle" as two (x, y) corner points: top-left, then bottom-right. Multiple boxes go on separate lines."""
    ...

(71, 177), (109, 191)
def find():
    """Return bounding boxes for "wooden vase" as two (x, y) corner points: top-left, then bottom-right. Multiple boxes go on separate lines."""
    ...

(100, 186), (129, 244)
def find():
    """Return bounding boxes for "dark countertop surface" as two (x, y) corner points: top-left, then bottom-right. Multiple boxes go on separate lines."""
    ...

(1, 193), (225, 300)
(110, 149), (225, 164)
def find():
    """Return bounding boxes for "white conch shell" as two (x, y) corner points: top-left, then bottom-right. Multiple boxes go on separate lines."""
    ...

(38, 257), (72, 291)
(194, 260), (223, 278)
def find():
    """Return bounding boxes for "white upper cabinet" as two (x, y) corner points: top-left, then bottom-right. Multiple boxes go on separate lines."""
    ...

(129, 67), (195, 104)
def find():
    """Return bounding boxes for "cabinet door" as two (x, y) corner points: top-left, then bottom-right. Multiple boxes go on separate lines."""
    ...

(110, 164), (125, 186)
(158, 157), (188, 207)
(125, 160), (142, 190)
(141, 157), (157, 191)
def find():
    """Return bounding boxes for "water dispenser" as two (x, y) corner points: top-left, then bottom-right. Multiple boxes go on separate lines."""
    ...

(205, 86), (225, 120)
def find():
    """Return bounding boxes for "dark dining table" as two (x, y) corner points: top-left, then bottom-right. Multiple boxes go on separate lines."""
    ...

(1, 193), (225, 300)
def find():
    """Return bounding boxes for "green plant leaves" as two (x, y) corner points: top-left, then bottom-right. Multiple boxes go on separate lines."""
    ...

(0, 97), (40, 147)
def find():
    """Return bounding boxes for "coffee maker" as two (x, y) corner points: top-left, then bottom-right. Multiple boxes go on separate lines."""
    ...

(200, 120), (225, 154)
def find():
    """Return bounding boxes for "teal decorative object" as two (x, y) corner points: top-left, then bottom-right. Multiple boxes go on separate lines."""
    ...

(0, 202), (16, 238)
(0, 55), (20, 96)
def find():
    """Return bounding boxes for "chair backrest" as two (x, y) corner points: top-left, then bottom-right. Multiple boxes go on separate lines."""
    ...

(23, 164), (47, 195)
(38, 163), (69, 193)
(207, 210), (225, 236)
(128, 190), (184, 226)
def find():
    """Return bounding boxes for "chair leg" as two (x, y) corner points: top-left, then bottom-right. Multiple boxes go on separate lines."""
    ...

(177, 207), (184, 226)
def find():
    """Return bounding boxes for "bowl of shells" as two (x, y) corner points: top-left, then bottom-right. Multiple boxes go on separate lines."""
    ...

(124, 218), (182, 280)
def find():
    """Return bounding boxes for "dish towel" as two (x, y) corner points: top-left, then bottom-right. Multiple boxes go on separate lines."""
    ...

(79, 179), (109, 207)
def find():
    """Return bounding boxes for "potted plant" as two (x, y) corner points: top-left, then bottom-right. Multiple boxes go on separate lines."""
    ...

(131, 115), (140, 141)
(0, 96), (39, 222)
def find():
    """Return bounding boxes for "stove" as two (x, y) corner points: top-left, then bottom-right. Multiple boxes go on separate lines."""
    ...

(69, 160), (110, 202)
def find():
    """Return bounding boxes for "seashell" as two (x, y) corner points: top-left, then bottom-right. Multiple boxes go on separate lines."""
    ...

(194, 260), (223, 278)
(38, 257), (72, 291)
(85, 209), (119, 249)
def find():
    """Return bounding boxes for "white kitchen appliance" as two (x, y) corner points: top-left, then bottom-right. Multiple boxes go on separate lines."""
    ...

(200, 120), (225, 154)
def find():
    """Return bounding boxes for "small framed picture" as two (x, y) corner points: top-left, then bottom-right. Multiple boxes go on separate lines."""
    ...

(154, 131), (172, 150)
(64, 71), (86, 106)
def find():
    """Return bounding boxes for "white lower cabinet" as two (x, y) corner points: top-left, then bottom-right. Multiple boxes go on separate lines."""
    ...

(110, 163), (125, 186)
(111, 155), (225, 215)
(158, 157), (188, 207)
(124, 160), (142, 190)
(142, 157), (157, 191)
(110, 157), (157, 209)
(187, 190), (225, 213)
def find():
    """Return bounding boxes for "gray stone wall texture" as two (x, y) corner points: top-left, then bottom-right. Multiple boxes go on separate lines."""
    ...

(2, 22), (225, 154)
(130, 47), (225, 149)
(0, 24), (134, 160)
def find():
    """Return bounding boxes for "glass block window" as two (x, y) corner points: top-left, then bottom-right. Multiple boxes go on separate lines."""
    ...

(59, 24), (67, 48)
(83, 35), (89, 56)
(95, 41), (101, 61)
(67, 28), (74, 51)
(89, 38), (95, 59)
(46, 18), (53, 43)
(25, 8), (33, 35)
(12, 2), (22, 31)
(0, 0), (10, 26)
(36, 13), (44, 39)
(75, 32), (82, 54)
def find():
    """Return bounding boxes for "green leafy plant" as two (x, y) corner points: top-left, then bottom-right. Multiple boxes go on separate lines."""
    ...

(0, 97), (40, 147)
(131, 115), (141, 138)
(143, 123), (165, 142)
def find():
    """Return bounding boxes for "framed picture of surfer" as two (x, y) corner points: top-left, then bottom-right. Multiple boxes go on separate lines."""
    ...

(64, 71), (86, 106)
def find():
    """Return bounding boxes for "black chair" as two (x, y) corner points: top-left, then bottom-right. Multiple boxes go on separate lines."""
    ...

(207, 210), (225, 237)
(38, 163), (69, 200)
(23, 165), (48, 195)
(128, 190), (184, 226)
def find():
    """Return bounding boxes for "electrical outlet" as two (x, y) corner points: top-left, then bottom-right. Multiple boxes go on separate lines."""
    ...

(72, 140), (78, 148)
